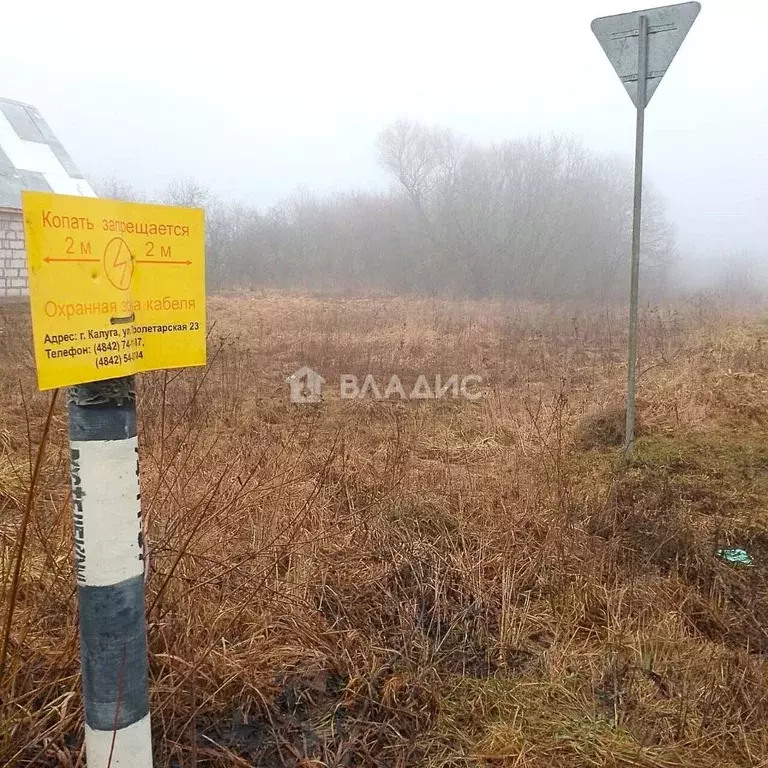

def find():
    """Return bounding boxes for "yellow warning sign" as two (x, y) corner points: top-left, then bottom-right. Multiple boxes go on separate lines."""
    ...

(22, 191), (206, 390)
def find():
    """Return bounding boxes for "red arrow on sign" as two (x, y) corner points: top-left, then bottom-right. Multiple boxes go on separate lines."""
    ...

(135, 259), (192, 266)
(44, 257), (99, 263)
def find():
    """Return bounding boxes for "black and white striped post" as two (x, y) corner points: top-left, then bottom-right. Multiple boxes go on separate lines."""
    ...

(68, 375), (152, 766)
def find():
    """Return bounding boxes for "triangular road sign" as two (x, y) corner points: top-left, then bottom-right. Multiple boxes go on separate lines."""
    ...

(591, 2), (700, 108)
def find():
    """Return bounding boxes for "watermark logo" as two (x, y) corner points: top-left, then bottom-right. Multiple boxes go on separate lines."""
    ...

(286, 366), (326, 404)
(288, 369), (482, 403)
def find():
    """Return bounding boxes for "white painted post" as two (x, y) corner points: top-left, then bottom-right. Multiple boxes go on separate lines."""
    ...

(68, 376), (153, 767)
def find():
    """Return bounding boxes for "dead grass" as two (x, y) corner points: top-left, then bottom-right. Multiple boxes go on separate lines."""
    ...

(1, 292), (768, 766)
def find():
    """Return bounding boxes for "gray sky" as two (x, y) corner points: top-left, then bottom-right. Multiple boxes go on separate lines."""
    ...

(3, 0), (766, 259)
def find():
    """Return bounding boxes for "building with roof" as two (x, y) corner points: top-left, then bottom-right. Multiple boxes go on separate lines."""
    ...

(0, 97), (95, 298)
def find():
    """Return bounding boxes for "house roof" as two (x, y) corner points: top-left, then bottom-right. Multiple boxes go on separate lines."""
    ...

(0, 97), (95, 210)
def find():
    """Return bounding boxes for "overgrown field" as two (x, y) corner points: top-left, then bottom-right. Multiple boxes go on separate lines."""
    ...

(1, 293), (768, 767)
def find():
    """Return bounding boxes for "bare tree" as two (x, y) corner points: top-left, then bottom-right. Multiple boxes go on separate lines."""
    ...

(93, 175), (145, 202)
(163, 177), (210, 208)
(98, 123), (679, 302)
(376, 121), (676, 300)
(376, 120), (462, 244)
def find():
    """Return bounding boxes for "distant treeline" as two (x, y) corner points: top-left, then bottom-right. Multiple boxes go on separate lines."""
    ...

(100, 121), (681, 300)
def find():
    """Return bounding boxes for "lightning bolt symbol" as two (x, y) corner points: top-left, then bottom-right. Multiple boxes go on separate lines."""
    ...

(113, 239), (132, 288)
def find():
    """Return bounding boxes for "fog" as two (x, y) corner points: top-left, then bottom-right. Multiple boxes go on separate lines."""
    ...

(2, 0), (766, 293)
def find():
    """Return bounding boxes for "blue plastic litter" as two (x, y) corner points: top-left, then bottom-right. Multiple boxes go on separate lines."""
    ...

(715, 548), (754, 567)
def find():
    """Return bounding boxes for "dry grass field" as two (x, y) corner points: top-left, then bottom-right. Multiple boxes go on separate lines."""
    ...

(1, 292), (768, 767)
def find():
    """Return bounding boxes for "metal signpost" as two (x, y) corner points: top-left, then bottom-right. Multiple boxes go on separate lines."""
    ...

(591, 2), (701, 453)
(21, 191), (206, 766)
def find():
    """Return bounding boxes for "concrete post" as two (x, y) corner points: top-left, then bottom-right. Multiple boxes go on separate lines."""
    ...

(68, 376), (152, 767)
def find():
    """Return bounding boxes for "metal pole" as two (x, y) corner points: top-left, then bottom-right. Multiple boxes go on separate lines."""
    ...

(68, 376), (153, 767)
(625, 13), (648, 454)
